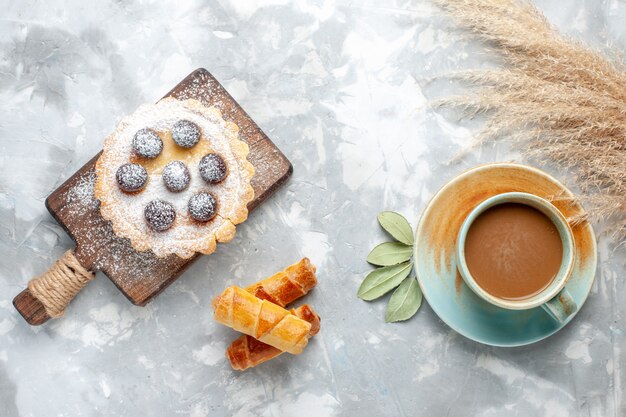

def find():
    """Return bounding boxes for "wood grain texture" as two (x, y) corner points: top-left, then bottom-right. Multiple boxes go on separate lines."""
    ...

(42, 68), (292, 306)
(13, 289), (49, 325)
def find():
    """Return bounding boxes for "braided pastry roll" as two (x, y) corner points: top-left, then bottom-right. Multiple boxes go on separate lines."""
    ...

(245, 258), (317, 307)
(225, 258), (320, 370)
(212, 286), (312, 354)
(227, 304), (321, 370)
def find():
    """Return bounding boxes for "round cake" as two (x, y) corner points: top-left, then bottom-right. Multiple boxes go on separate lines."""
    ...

(95, 98), (255, 259)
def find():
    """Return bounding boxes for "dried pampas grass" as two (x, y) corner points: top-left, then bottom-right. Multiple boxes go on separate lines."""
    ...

(435, 0), (626, 241)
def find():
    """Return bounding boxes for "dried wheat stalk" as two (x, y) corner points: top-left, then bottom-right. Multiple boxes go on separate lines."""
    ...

(435, 0), (626, 241)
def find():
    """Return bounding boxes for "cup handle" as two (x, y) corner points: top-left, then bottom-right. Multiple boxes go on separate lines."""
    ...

(541, 288), (577, 323)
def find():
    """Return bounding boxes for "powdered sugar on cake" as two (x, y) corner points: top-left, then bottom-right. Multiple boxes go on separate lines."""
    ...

(94, 98), (255, 259)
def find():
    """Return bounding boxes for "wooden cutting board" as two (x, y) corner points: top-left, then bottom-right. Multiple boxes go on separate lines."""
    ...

(13, 68), (292, 325)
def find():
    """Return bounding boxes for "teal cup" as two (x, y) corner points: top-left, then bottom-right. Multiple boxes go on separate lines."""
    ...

(456, 192), (577, 323)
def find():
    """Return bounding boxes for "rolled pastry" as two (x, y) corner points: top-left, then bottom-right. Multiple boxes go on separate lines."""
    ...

(224, 259), (319, 370)
(245, 258), (317, 307)
(212, 286), (312, 354)
(227, 304), (321, 371)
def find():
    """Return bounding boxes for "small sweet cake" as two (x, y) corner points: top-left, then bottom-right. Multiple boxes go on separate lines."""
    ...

(95, 98), (255, 258)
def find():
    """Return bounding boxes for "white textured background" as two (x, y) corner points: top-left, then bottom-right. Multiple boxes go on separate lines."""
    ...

(0, 1), (624, 416)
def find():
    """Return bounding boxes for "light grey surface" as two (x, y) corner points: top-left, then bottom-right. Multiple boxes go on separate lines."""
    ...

(1, 1), (624, 416)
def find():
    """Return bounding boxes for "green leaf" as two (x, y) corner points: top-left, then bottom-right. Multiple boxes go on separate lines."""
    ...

(378, 211), (414, 245)
(367, 242), (413, 266)
(385, 276), (422, 323)
(357, 262), (413, 301)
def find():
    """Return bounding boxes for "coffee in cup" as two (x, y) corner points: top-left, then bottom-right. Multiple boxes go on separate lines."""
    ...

(464, 202), (563, 300)
(456, 192), (577, 322)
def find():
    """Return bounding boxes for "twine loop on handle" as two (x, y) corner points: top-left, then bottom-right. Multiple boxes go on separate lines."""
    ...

(28, 250), (95, 318)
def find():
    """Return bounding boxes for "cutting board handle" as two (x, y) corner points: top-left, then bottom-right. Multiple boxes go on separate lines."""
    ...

(13, 249), (96, 325)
